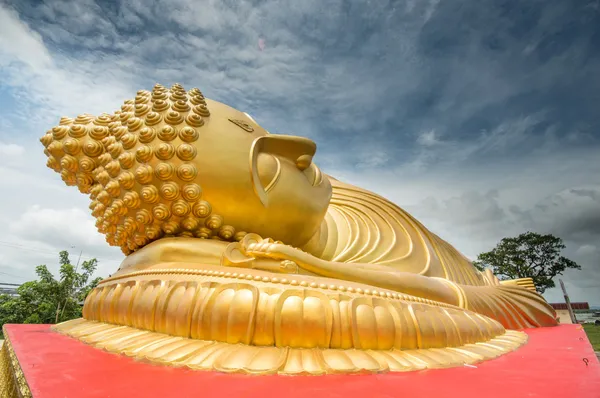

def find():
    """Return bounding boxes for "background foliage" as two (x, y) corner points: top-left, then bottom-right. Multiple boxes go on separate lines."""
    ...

(0, 250), (101, 338)
(473, 231), (581, 293)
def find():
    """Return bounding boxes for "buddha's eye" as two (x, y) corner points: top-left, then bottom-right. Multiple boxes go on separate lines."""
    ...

(256, 153), (281, 192)
(303, 163), (323, 186)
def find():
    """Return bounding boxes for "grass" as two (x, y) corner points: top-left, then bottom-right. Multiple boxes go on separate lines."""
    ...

(583, 324), (600, 351)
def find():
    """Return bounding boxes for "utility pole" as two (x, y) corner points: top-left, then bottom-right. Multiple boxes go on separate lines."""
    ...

(55, 302), (61, 324)
(57, 249), (83, 322)
(559, 279), (577, 324)
(59, 250), (83, 320)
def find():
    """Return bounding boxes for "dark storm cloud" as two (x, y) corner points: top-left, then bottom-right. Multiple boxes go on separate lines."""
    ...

(7, 0), (600, 162)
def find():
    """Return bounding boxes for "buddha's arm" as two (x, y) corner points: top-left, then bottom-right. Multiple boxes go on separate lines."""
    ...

(228, 235), (557, 329)
(263, 242), (457, 305)
(226, 234), (462, 306)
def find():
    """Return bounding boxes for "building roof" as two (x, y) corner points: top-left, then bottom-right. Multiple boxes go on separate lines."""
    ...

(550, 302), (589, 310)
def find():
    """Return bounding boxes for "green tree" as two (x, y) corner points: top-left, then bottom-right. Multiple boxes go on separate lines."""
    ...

(0, 250), (102, 337)
(473, 232), (581, 294)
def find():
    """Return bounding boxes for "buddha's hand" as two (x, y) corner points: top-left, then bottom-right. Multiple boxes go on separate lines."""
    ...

(220, 233), (301, 274)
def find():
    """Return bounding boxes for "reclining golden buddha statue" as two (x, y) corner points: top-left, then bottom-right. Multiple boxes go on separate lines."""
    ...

(41, 83), (558, 375)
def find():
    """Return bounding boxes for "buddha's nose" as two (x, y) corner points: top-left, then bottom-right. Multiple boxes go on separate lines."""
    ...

(296, 154), (313, 171)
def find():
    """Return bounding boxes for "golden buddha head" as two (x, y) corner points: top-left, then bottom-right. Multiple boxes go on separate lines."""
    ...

(40, 83), (332, 254)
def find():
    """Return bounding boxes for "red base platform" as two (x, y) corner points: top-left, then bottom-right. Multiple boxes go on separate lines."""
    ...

(3, 324), (600, 398)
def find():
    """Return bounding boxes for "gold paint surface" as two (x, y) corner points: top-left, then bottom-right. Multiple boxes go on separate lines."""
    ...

(40, 83), (558, 375)
(54, 318), (528, 375)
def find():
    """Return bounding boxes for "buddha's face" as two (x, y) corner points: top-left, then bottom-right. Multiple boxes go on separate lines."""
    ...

(40, 85), (331, 253)
(197, 99), (332, 247)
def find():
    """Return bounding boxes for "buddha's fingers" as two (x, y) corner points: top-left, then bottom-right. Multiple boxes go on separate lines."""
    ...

(246, 242), (310, 262)
(221, 241), (300, 275)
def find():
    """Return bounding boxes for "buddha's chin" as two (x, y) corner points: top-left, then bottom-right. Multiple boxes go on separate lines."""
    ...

(53, 258), (527, 375)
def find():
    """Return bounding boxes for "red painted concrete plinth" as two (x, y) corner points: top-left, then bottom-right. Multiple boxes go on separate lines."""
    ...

(4, 323), (600, 398)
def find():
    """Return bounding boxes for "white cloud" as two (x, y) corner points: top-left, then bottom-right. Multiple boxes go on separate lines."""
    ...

(406, 114), (552, 173)
(10, 206), (104, 248)
(416, 130), (439, 147)
(3, 205), (124, 278)
(576, 244), (597, 256)
(0, 142), (24, 157)
(0, 5), (52, 70)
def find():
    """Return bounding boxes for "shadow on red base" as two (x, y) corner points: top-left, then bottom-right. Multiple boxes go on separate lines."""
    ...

(4, 324), (600, 398)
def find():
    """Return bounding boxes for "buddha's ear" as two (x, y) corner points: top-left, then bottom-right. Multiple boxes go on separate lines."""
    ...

(249, 135), (317, 207)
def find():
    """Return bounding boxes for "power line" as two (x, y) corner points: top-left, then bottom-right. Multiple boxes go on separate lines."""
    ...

(0, 270), (27, 280)
(0, 240), (123, 264)
(0, 240), (59, 255)
(0, 241), (122, 286)
(0, 240), (100, 257)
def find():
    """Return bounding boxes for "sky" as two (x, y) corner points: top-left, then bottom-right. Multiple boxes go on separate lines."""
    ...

(0, 0), (599, 305)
